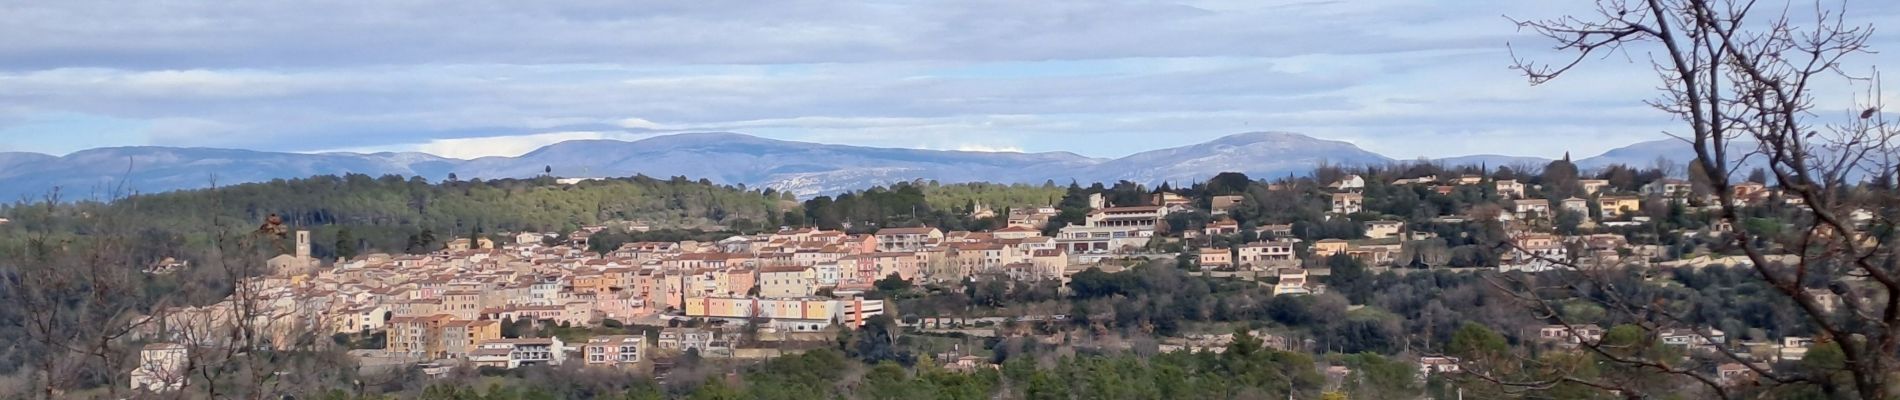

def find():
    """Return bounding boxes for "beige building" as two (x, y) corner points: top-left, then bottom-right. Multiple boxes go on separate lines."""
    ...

(1330, 193), (1363, 214)
(387, 314), (452, 359)
(1495, 179), (1526, 198)
(1313, 239), (1350, 256)
(440, 319), (502, 359)
(684, 297), (886, 332)
(758, 265), (815, 298)
(1198, 248), (1233, 269)
(875, 227), (943, 252)
(993, 225), (1041, 240)
(584, 335), (647, 368)
(1598, 196), (1643, 218)
(441, 290), (482, 320)
(1363, 220), (1402, 239)
(1579, 179), (1610, 195)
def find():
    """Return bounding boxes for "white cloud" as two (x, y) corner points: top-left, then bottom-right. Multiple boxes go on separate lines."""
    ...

(616, 118), (667, 130)
(1, 0), (1898, 160)
(414, 131), (647, 159)
(953, 144), (1026, 153)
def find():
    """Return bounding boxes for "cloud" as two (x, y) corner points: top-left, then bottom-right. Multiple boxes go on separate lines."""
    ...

(616, 118), (667, 130)
(0, 0), (1897, 160)
(413, 131), (652, 159)
(954, 144), (1027, 153)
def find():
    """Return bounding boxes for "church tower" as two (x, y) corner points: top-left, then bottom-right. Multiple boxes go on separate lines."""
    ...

(295, 230), (311, 259)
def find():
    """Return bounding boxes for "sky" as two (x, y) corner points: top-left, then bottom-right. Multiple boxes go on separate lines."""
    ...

(2, 0), (1898, 160)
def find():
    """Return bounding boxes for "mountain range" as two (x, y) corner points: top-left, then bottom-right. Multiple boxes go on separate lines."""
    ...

(0, 132), (1695, 201)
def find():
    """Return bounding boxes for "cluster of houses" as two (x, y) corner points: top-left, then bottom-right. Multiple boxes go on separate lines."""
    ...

(1530, 322), (1830, 386)
(121, 170), (1835, 393)
(128, 195), (1192, 392)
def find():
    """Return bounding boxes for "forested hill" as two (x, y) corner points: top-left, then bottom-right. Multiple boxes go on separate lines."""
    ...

(1, 174), (787, 259)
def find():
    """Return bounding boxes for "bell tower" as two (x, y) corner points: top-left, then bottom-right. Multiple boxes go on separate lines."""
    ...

(295, 230), (311, 259)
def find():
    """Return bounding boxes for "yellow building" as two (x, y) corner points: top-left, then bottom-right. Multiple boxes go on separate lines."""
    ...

(684, 297), (886, 332)
(1313, 239), (1350, 255)
(1598, 196), (1643, 218)
(758, 265), (814, 298)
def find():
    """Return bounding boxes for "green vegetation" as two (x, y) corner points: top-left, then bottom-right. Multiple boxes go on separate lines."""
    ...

(1, 174), (781, 257)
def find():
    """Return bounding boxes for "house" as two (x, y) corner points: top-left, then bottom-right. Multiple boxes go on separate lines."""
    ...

(1024, 249), (1069, 281)
(1392, 175), (1438, 185)
(1560, 197), (1589, 215)
(1495, 179), (1526, 198)
(1084, 206), (1165, 229)
(942, 355), (994, 372)
(1717, 363), (1756, 386)
(1452, 175), (1484, 185)
(1273, 269), (1317, 296)
(446, 237), (495, 251)
(470, 337), (566, 369)
(1331, 175), (1366, 190)
(1198, 248), (1233, 269)
(1643, 179), (1694, 198)
(1364, 220), (1402, 239)
(1256, 224), (1294, 238)
(1313, 239), (1349, 256)
(658, 327), (742, 355)
(759, 265), (815, 298)
(129, 343), (189, 393)
(1598, 196), (1643, 218)
(387, 314), (453, 359)
(583, 335), (646, 368)
(1536, 324), (1604, 346)
(683, 297), (886, 331)
(1502, 234), (1565, 272)
(1513, 199), (1551, 219)
(1419, 356), (1461, 377)
(1203, 219), (1240, 237)
(514, 232), (546, 245)
(874, 227), (943, 252)
(567, 230), (593, 247)
(333, 305), (390, 334)
(969, 201), (997, 219)
(441, 290), (483, 320)
(439, 319), (502, 359)
(1778, 337), (1814, 361)
(1237, 241), (1297, 267)
(1659, 328), (1726, 349)
(1152, 192), (1192, 207)
(1210, 195), (1245, 211)
(1330, 192), (1363, 214)
(1732, 181), (1768, 200)
(1579, 179), (1610, 195)
(1345, 246), (1394, 266)
(993, 225), (1041, 240)
(1056, 224), (1155, 254)
(1007, 206), (1059, 229)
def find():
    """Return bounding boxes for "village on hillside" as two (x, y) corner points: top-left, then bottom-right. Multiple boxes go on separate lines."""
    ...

(122, 164), (1854, 395)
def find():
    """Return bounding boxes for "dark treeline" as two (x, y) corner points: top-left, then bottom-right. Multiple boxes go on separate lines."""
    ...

(1, 174), (784, 258)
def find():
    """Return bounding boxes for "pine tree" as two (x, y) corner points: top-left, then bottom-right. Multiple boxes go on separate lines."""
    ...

(335, 228), (359, 260)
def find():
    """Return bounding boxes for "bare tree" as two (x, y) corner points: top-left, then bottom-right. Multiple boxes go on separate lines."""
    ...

(165, 177), (327, 400)
(3, 187), (173, 399)
(1489, 0), (1899, 398)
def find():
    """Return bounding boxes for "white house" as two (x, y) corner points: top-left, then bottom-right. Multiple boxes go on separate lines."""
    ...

(470, 337), (565, 369)
(1331, 175), (1366, 190)
(129, 343), (189, 393)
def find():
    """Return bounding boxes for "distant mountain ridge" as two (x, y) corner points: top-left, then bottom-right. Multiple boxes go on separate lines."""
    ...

(0, 132), (1698, 201)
